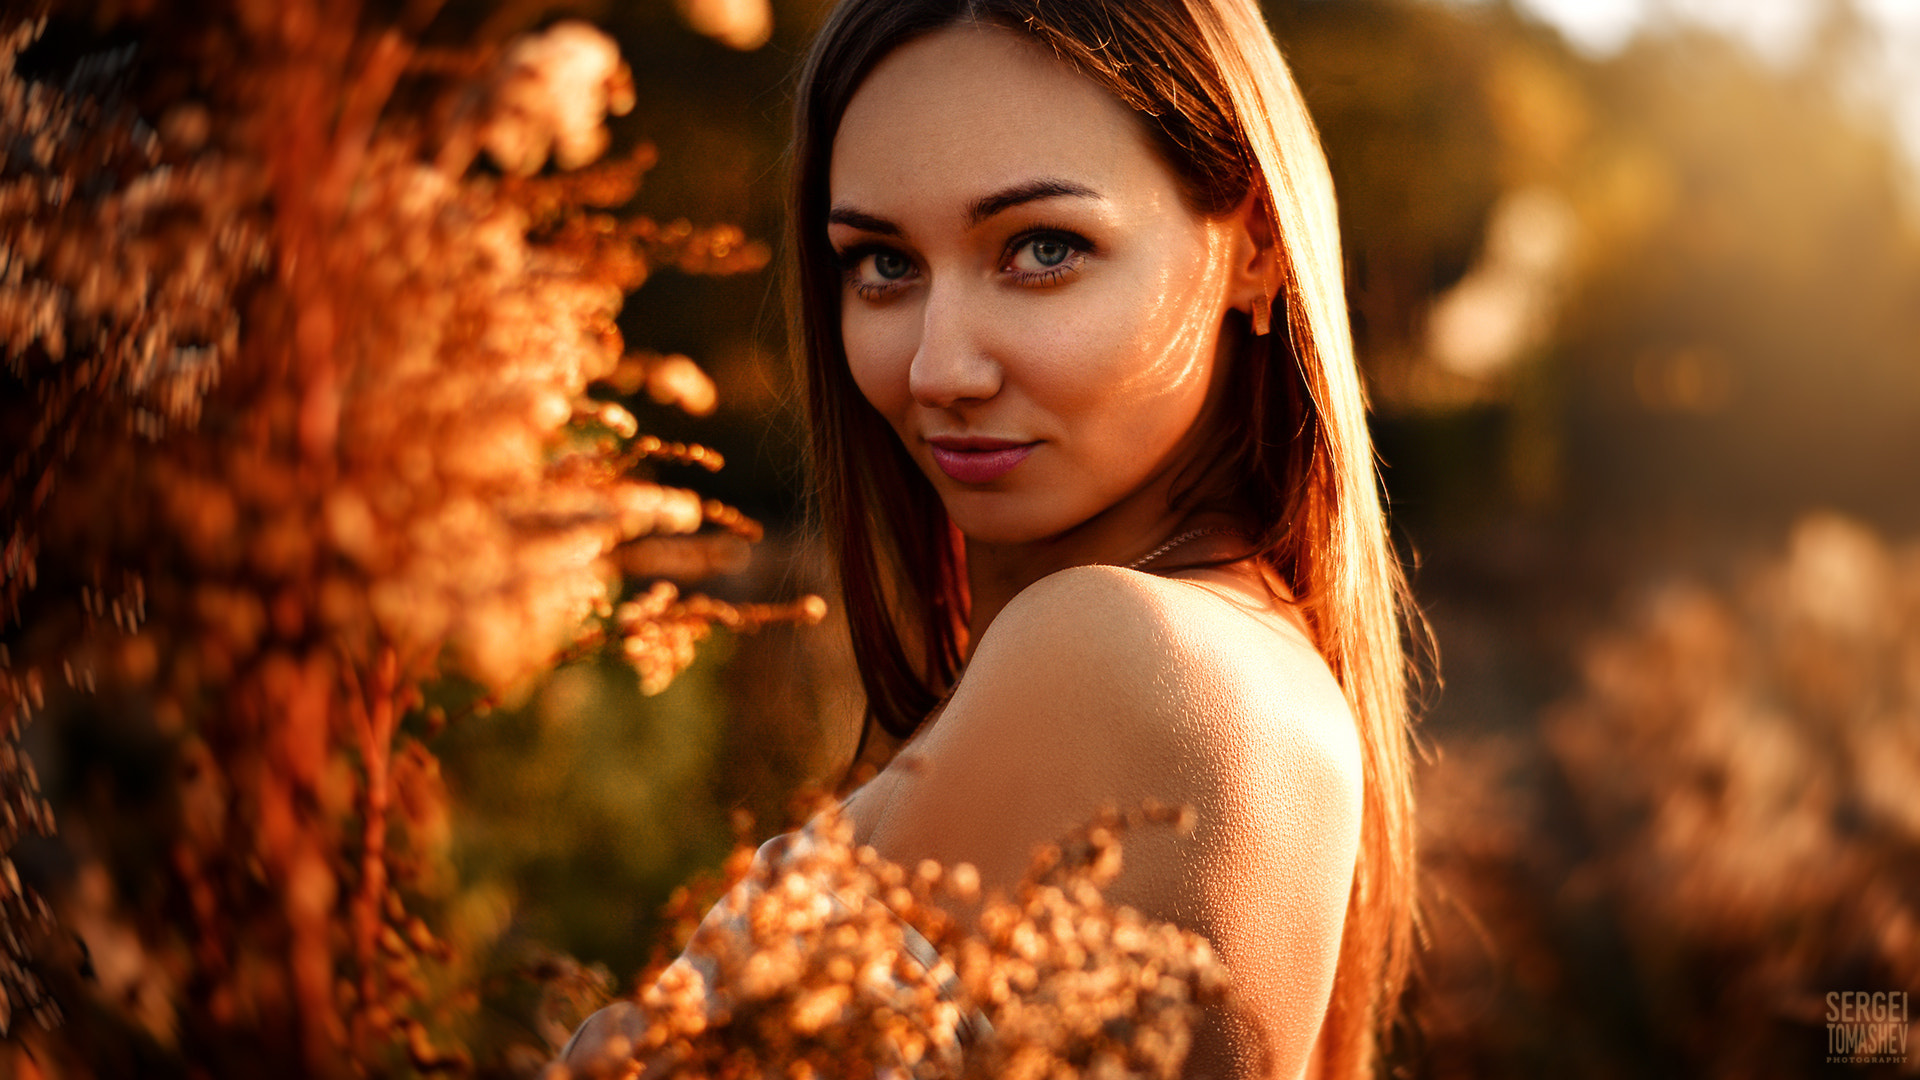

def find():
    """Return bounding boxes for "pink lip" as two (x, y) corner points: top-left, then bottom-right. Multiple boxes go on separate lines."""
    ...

(927, 437), (1037, 484)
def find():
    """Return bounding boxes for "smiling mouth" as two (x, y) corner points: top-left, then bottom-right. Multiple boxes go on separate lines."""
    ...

(927, 438), (1038, 484)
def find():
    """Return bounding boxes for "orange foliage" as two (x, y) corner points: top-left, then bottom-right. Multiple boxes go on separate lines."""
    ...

(559, 804), (1230, 1080)
(0, 4), (804, 1075)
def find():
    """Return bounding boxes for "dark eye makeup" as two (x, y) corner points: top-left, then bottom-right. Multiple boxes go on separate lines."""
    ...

(831, 224), (1096, 300)
(1003, 226), (1094, 285)
(834, 243), (918, 300)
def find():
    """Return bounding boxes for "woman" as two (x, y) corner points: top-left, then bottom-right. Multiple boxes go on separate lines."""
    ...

(572, 1), (1415, 1076)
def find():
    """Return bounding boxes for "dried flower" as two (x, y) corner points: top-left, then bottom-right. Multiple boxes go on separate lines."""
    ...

(675, 0), (775, 52)
(561, 802), (1226, 1080)
(1415, 512), (1920, 1076)
(483, 22), (637, 177)
(0, 4), (800, 1074)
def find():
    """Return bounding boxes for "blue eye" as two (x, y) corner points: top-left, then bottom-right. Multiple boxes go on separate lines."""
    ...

(837, 245), (919, 300)
(1028, 238), (1070, 267)
(1006, 230), (1090, 282)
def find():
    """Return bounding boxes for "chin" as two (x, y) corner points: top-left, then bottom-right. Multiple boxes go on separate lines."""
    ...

(937, 492), (1081, 547)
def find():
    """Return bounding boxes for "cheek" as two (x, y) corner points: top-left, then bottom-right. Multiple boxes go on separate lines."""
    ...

(842, 307), (916, 422)
(1026, 249), (1227, 433)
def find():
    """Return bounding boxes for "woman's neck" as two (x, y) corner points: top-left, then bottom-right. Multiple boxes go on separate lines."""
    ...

(960, 340), (1253, 647)
(962, 500), (1250, 646)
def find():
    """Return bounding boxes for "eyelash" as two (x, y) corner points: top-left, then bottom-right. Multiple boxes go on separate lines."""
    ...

(835, 244), (915, 301)
(1004, 226), (1093, 285)
(833, 227), (1094, 300)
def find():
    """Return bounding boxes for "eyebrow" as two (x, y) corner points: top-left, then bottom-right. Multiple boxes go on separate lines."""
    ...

(825, 206), (900, 236)
(965, 178), (1100, 227)
(826, 177), (1102, 237)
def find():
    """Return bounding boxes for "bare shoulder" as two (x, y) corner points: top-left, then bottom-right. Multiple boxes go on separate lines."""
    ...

(985, 566), (1365, 1076)
(977, 563), (1357, 773)
(864, 563), (1365, 1076)
(870, 562), (1359, 894)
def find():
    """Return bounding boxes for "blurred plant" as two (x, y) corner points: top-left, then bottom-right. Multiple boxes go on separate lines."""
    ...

(0, 2), (819, 1075)
(673, 0), (774, 52)
(1412, 512), (1920, 1077)
(1545, 513), (1920, 1070)
(557, 802), (1231, 1080)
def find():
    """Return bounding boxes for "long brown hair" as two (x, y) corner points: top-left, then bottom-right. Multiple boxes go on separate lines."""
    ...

(790, 1), (1416, 1074)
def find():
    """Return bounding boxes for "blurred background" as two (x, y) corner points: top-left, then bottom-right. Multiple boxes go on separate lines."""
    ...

(20, 0), (1912, 1075)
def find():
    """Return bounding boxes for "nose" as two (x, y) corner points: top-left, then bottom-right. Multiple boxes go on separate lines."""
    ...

(907, 284), (1001, 408)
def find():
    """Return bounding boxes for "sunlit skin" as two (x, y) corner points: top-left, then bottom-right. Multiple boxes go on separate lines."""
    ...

(829, 23), (1255, 640)
(562, 23), (1362, 1080)
(830, 25), (1363, 1080)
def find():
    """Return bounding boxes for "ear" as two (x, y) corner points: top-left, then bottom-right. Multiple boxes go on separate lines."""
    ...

(1224, 190), (1279, 336)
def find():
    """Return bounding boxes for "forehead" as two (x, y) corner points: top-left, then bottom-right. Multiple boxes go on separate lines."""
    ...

(829, 24), (1170, 217)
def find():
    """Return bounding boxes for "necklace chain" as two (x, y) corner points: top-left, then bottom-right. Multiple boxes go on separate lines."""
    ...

(920, 528), (1238, 727)
(1123, 527), (1238, 572)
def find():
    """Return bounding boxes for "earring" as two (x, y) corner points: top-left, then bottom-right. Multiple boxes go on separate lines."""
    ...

(1250, 286), (1272, 337)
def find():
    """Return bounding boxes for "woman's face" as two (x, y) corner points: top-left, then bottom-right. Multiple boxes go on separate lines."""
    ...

(828, 24), (1256, 546)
